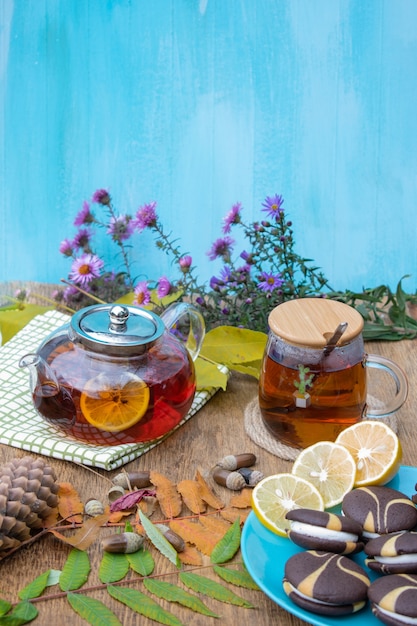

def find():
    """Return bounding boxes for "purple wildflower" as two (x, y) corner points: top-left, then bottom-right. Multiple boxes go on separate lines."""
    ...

(59, 238), (74, 256)
(133, 201), (158, 232)
(74, 201), (94, 226)
(133, 281), (151, 306)
(72, 228), (93, 250)
(209, 276), (223, 291)
(261, 194), (284, 221)
(92, 189), (111, 205)
(258, 271), (284, 293)
(107, 215), (135, 242)
(179, 255), (192, 273)
(69, 253), (104, 286)
(240, 250), (254, 264)
(222, 202), (242, 234)
(207, 236), (235, 262)
(157, 276), (173, 299)
(63, 285), (80, 303)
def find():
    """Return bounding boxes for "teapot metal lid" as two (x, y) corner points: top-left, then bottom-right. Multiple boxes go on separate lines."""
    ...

(69, 304), (165, 355)
(268, 298), (364, 349)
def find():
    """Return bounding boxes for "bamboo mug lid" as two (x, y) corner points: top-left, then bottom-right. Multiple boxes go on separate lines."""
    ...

(268, 298), (364, 349)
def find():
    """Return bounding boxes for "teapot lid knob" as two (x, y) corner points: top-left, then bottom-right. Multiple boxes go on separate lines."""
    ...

(109, 305), (129, 331)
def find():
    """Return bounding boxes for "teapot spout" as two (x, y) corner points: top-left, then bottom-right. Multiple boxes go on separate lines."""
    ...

(19, 353), (61, 398)
(19, 353), (76, 423)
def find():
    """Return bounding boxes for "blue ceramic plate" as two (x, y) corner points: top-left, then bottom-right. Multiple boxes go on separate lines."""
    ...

(241, 465), (417, 626)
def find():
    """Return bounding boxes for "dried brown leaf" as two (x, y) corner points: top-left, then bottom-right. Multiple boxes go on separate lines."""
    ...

(138, 495), (158, 517)
(177, 544), (203, 566)
(150, 471), (182, 518)
(169, 518), (222, 555)
(108, 509), (131, 524)
(49, 511), (110, 550)
(177, 479), (206, 514)
(42, 506), (60, 529)
(195, 469), (224, 510)
(230, 488), (253, 508)
(220, 507), (251, 524)
(199, 515), (231, 535)
(57, 482), (84, 523)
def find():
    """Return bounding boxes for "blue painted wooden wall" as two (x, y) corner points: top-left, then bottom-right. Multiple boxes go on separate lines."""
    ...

(1, 0), (417, 293)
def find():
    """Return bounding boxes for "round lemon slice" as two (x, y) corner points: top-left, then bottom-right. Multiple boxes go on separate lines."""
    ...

(251, 473), (324, 536)
(80, 371), (150, 432)
(292, 441), (356, 508)
(335, 420), (402, 487)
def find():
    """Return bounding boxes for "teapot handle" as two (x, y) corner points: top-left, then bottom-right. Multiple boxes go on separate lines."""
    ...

(161, 302), (205, 361)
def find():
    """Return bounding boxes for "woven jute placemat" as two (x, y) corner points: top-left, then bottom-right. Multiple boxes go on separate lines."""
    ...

(244, 396), (398, 462)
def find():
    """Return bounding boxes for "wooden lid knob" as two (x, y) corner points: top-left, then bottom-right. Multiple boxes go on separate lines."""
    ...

(268, 298), (364, 348)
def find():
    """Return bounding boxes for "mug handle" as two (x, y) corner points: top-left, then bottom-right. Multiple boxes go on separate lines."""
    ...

(365, 354), (408, 417)
(160, 302), (206, 362)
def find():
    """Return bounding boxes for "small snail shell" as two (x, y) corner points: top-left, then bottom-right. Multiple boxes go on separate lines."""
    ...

(217, 453), (257, 471)
(237, 468), (264, 487)
(108, 485), (125, 503)
(84, 499), (105, 517)
(155, 524), (185, 553)
(101, 532), (144, 554)
(112, 471), (151, 490)
(212, 468), (247, 491)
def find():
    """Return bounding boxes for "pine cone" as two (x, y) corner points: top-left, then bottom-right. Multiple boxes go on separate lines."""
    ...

(0, 456), (59, 559)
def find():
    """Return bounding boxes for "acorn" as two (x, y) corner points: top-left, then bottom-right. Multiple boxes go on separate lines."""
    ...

(212, 468), (246, 491)
(155, 524), (185, 552)
(112, 471), (151, 490)
(217, 453), (256, 471)
(107, 485), (125, 503)
(101, 532), (144, 554)
(237, 468), (264, 487)
(84, 499), (105, 517)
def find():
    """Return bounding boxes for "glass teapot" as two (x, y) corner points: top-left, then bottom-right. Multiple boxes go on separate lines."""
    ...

(19, 302), (205, 445)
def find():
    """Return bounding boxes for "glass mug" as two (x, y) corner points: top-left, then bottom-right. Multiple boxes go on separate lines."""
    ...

(259, 298), (408, 450)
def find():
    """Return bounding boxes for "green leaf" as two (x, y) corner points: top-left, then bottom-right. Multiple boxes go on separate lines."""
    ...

(138, 510), (180, 568)
(0, 600), (12, 617)
(0, 600), (38, 625)
(59, 549), (91, 591)
(98, 552), (130, 584)
(213, 565), (260, 590)
(211, 518), (241, 564)
(46, 570), (62, 587)
(200, 327), (267, 368)
(179, 572), (254, 608)
(18, 570), (51, 600)
(127, 548), (155, 576)
(107, 585), (184, 626)
(143, 578), (219, 618)
(195, 357), (229, 390)
(66, 593), (122, 626)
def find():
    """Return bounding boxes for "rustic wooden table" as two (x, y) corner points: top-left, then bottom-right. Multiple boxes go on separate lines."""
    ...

(0, 338), (416, 625)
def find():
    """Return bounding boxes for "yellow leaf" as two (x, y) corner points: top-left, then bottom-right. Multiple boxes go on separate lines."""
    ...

(200, 327), (267, 369)
(195, 357), (229, 390)
(0, 304), (54, 344)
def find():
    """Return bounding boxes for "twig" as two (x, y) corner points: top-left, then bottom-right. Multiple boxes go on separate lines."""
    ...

(60, 279), (107, 304)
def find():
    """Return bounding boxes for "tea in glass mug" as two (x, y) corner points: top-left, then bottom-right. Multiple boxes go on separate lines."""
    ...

(259, 298), (408, 449)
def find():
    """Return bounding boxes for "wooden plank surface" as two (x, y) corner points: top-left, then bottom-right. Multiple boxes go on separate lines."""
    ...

(0, 338), (416, 625)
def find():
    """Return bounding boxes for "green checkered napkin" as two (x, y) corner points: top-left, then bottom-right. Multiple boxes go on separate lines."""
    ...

(0, 310), (224, 470)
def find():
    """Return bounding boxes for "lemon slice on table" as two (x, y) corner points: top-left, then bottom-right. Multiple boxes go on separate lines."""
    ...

(251, 473), (324, 537)
(335, 420), (402, 487)
(80, 372), (150, 432)
(292, 441), (356, 508)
